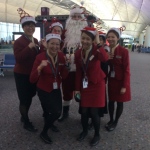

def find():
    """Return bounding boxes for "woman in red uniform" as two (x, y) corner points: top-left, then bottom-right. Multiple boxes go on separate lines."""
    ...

(88, 32), (110, 129)
(105, 27), (131, 131)
(39, 18), (64, 132)
(14, 8), (39, 132)
(30, 33), (68, 144)
(75, 27), (109, 146)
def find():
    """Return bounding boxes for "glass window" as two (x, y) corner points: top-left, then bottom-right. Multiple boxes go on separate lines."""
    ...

(13, 24), (20, 32)
(19, 25), (23, 32)
(0, 22), (23, 43)
(8, 23), (14, 32)
(1, 24), (7, 32)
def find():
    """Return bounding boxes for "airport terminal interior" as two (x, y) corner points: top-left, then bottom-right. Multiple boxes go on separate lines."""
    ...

(0, 0), (150, 150)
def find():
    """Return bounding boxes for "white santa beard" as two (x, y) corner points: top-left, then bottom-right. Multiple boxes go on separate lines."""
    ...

(64, 18), (88, 52)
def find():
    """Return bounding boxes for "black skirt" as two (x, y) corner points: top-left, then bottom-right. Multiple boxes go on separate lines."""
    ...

(37, 88), (62, 115)
(14, 72), (36, 104)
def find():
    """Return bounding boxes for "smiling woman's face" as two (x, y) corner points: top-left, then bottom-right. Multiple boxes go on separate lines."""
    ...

(47, 38), (60, 57)
(107, 32), (119, 48)
(81, 32), (93, 50)
(23, 23), (35, 36)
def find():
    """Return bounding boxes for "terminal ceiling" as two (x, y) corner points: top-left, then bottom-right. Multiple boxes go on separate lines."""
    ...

(0, 0), (150, 38)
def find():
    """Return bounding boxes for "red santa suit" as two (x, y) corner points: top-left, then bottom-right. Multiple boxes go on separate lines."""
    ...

(62, 50), (76, 101)
(108, 44), (131, 102)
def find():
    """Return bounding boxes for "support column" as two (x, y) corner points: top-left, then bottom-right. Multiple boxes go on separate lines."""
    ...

(139, 33), (144, 45)
(144, 26), (150, 47)
(0, 23), (1, 43)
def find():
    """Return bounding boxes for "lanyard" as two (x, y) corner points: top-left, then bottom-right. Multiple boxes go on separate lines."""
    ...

(23, 34), (39, 53)
(112, 65), (115, 71)
(81, 47), (93, 76)
(46, 52), (58, 80)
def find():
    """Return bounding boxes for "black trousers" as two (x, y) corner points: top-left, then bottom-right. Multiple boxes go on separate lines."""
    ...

(37, 88), (62, 121)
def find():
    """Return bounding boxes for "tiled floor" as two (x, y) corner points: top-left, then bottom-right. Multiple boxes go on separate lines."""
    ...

(0, 51), (150, 150)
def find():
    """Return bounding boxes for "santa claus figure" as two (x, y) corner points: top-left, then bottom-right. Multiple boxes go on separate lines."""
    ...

(58, 6), (88, 121)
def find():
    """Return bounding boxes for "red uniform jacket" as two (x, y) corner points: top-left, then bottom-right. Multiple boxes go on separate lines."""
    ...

(13, 35), (39, 75)
(30, 52), (68, 93)
(108, 45), (131, 102)
(75, 45), (109, 107)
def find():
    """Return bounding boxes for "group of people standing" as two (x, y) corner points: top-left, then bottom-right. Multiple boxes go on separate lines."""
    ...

(13, 7), (131, 147)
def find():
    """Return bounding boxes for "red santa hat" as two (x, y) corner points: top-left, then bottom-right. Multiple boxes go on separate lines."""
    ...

(46, 33), (61, 42)
(17, 8), (36, 25)
(99, 31), (106, 37)
(70, 6), (86, 19)
(43, 18), (47, 24)
(81, 27), (97, 36)
(107, 26), (126, 38)
(49, 17), (63, 30)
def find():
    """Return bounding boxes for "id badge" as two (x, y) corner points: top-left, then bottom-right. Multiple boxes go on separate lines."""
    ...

(53, 82), (58, 89)
(83, 77), (88, 89)
(110, 71), (115, 78)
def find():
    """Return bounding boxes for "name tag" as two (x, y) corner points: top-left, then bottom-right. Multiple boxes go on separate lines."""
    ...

(110, 71), (115, 78)
(116, 55), (122, 59)
(53, 82), (58, 89)
(83, 77), (88, 88)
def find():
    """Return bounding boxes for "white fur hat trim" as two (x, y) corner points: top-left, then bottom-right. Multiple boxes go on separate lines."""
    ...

(21, 16), (36, 24)
(107, 28), (121, 38)
(46, 33), (61, 42)
(51, 22), (63, 29)
(70, 7), (84, 18)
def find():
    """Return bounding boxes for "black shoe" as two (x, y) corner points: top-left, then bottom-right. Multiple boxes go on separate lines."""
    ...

(58, 113), (69, 122)
(24, 122), (38, 132)
(106, 122), (117, 131)
(77, 131), (88, 141)
(90, 135), (100, 146)
(51, 124), (60, 132)
(40, 132), (53, 144)
(105, 121), (114, 129)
